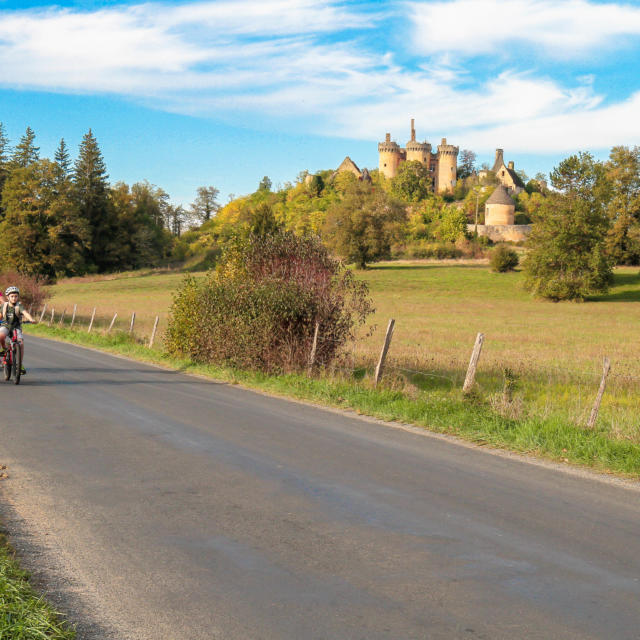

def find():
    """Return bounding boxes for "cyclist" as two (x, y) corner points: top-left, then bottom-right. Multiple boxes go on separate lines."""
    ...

(0, 286), (34, 375)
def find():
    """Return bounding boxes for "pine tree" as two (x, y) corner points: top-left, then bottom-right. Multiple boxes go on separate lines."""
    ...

(11, 126), (40, 168)
(0, 122), (10, 216)
(54, 138), (72, 178)
(73, 129), (119, 271)
(0, 160), (89, 277)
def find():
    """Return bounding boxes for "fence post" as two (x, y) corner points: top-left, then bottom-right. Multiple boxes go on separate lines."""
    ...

(58, 308), (66, 327)
(107, 313), (118, 333)
(148, 315), (160, 348)
(586, 357), (611, 429)
(38, 304), (47, 324)
(307, 322), (320, 374)
(87, 307), (96, 333)
(49, 308), (54, 326)
(129, 312), (136, 334)
(70, 304), (77, 329)
(374, 319), (395, 387)
(463, 332), (485, 393)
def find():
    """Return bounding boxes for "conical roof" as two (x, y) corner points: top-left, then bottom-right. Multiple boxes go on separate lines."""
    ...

(486, 185), (514, 206)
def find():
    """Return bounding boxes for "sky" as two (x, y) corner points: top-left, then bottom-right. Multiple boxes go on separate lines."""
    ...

(2, 0), (640, 205)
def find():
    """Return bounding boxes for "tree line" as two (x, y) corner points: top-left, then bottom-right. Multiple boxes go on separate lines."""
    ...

(0, 123), (222, 279)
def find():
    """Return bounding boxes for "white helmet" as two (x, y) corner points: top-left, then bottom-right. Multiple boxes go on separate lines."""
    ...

(4, 286), (19, 296)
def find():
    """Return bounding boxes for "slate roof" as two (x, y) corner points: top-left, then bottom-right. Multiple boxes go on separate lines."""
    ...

(486, 185), (515, 206)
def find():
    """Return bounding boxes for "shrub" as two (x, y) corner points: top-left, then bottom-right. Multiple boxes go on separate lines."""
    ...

(166, 232), (374, 372)
(490, 245), (519, 272)
(0, 270), (49, 309)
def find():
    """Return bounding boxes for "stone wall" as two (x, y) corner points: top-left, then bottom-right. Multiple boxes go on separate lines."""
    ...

(468, 224), (531, 243)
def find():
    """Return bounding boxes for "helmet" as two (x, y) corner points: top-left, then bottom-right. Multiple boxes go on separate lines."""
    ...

(5, 286), (19, 296)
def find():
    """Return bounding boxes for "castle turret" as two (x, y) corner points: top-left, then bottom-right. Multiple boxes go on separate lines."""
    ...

(378, 133), (404, 179)
(405, 118), (431, 165)
(485, 185), (515, 225)
(436, 137), (459, 194)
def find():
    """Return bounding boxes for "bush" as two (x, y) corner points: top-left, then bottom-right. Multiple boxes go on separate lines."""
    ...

(490, 245), (519, 272)
(166, 232), (374, 372)
(0, 271), (49, 309)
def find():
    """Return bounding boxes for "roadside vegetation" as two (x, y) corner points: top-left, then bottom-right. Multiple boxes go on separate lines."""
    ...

(27, 261), (640, 477)
(0, 534), (75, 639)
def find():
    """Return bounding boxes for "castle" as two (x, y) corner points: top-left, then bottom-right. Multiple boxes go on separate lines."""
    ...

(378, 119), (458, 194)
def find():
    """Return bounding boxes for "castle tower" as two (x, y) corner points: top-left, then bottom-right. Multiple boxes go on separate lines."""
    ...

(436, 137), (459, 194)
(405, 118), (431, 165)
(378, 133), (404, 179)
(485, 185), (515, 225)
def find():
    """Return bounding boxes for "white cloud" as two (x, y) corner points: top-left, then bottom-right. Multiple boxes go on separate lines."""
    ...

(408, 0), (640, 58)
(0, 0), (639, 154)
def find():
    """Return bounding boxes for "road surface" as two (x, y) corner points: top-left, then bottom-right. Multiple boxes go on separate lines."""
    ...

(0, 335), (639, 639)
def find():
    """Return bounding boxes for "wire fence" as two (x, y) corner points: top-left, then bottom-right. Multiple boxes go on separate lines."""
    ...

(30, 304), (640, 432)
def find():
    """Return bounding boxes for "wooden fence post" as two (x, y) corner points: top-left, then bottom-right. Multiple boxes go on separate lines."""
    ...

(38, 304), (47, 324)
(87, 307), (96, 333)
(307, 322), (320, 374)
(148, 315), (160, 348)
(70, 304), (77, 329)
(586, 357), (611, 429)
(129, 312), (136, 334)
(58, 308), (66, 327)
(463, 332), (485, 393)
(49, 308), (54, 326)
(374, 319), (395, 387)
(107, 313), (118, 333)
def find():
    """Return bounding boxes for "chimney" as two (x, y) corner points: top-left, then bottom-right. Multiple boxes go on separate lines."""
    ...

(508, 161), (514, 170)
(385, 133), (391, 143)
(495, 148), (504, 164)
(411, 118), (416, 142)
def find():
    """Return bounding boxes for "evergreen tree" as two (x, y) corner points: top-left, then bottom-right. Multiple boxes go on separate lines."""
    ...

(0, 122), (10, 215)
(11, 126), (39, 168)
(54, 138), (72, 178)
(0, 160), (89, 277)
(73, 129), (117, 271)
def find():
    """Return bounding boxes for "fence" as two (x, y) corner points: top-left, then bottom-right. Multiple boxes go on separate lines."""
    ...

(31, 304), (639, 433)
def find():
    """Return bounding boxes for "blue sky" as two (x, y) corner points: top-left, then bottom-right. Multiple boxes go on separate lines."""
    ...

(2, 0), (640, 205)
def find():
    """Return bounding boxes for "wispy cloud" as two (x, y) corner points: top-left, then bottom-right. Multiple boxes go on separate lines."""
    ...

(0, 0), (639, 153)
(408, 0), (640, 58)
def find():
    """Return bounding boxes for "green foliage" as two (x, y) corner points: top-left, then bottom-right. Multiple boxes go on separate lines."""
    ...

(189, 185), (220, 223)
(323, 182), (406, 268)
(604, 146), (640, 265)
(433, 205), (468, 243)
(524, 192), (613, 300)
(390, 160), (432, 203)
(490, 244), (519, 272)
(258, 175), (272, 191)
(11, 126), (39, 168)
(0, 160), (90, 278)
(457, 149), (477, 180)
(166, 232), (373, 372)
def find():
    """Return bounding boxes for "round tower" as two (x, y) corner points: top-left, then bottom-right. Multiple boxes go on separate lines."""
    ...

(436, 138), (459, 194)
(405, 118), (431, 165)
(485, 185), (515, 225)
(378, 133), (403, 180)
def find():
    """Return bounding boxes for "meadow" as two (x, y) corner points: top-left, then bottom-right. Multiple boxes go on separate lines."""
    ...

(41, 261), (640, 443)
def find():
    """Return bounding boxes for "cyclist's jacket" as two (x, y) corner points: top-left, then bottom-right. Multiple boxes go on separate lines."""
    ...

(1, 302), (23, 329)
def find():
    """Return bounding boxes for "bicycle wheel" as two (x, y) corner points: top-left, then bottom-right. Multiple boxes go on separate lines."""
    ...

(12, 342), (20, 385)
(3, 349), (9, 381)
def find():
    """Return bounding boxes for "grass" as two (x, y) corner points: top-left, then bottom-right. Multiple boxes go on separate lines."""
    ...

(35, 261), (640, 465)
(0, 533), (75, 639)
(24, 322), (640, 478)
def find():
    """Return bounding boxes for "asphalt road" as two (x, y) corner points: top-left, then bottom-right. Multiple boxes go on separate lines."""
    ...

(0, 335), (639, 639)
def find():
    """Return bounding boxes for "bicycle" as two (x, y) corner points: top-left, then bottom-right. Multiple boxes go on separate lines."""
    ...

(2, 322), (28, 385)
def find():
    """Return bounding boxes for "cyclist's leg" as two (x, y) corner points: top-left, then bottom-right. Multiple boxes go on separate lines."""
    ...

(0, 327), (8, 354)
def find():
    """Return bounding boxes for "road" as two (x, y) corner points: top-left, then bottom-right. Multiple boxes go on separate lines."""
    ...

(0, 335), (639, 639)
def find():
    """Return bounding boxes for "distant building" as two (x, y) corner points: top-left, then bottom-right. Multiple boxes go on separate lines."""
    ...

(377, 119), (458, 194)
(479, 149), (525, 195)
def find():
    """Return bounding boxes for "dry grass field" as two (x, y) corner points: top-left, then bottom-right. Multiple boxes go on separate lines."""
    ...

(42, 262), (640, 440)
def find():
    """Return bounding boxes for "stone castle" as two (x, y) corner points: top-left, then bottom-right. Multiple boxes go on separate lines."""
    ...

(378, 119), (459, 194)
